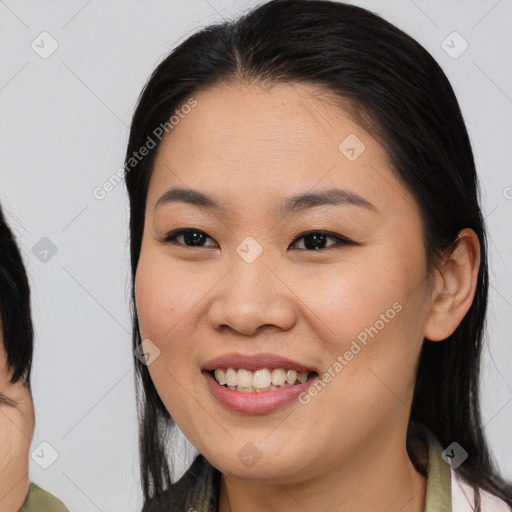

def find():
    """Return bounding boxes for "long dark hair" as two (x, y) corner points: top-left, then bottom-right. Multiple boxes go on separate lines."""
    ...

(124, 0), (512, 508)
(0, 202), (34, 385)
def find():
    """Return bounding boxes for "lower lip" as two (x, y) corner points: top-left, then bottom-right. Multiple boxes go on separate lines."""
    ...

(202, 371), (318, 414)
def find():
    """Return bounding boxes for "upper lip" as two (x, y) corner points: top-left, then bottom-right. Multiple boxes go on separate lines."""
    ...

(201, 352), (317, 373)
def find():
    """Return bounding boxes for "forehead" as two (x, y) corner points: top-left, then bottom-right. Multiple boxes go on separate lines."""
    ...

(148, 82), (418, 221)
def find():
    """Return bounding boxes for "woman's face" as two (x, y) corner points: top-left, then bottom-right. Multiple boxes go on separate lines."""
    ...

(135, 82), (434, 482)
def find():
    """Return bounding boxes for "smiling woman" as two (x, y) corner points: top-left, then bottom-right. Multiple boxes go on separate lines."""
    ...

(123, 1), (512, 511)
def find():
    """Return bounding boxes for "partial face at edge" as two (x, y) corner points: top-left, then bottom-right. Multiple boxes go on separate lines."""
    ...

(0, 333), (34, 509)
(134, 82), (433, 482)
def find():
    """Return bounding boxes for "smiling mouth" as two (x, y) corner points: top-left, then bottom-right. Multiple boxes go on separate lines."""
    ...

(208, 368), (318, 393)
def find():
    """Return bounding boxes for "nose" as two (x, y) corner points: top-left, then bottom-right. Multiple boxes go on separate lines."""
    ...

(207, 246), (297, 337)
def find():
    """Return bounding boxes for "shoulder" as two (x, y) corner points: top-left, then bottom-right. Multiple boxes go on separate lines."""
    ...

(19, 482), (69, 512)
(451, 470), (510, 512)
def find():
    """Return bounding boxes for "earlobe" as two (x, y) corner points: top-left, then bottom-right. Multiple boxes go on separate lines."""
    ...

(424, 228), (481, 342)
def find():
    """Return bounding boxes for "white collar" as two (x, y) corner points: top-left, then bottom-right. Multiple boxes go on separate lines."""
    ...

(451, 469), (509, 511)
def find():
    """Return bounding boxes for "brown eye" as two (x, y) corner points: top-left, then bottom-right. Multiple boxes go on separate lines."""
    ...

(161, 229), (352, 251)
(162, 229), (217, 247)
(290, 231), (351, 251)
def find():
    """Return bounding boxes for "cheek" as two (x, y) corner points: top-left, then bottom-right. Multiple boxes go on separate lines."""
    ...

(300, 246), (425, 390)
(298, 259), (404, 351)
(134, 255), (198, 418)
(134, 252), (212, 378)
(135, 253), (190, 342)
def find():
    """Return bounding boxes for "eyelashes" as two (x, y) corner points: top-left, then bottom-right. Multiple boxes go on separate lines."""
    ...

(291, 231), (352, 250)
(162, 229), (216, 248)
(160, 228), (354, 251)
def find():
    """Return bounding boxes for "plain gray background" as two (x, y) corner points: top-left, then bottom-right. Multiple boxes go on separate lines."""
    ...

(1, 0), (511, 510)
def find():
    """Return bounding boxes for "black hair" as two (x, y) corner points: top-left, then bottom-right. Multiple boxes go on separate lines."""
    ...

(0, 202), (34, 385)
(124, 0), (512, 509)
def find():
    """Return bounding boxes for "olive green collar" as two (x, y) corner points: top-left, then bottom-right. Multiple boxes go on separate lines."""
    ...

(19, 482), (69, 512)
(424, 433), (452, 511)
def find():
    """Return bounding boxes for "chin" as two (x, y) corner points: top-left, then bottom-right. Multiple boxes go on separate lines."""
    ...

(201, 442), (311, 481)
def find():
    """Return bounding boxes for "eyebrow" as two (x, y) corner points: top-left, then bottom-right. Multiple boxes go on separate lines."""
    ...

(155, 187), (378, 215)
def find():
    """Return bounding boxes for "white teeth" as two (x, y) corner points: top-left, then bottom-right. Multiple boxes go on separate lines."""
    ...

(226, 368), (237, 387)
(285, 370), (297, 385)
(211, 367), (314, 390)
(214, 368), (226, 385)
(271, 368), (286, 386)
(237, 369), (253, 388)
(253, 369), (272, 389)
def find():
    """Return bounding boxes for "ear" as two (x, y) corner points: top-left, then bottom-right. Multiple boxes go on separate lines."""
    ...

(424, 228), (481, 342)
